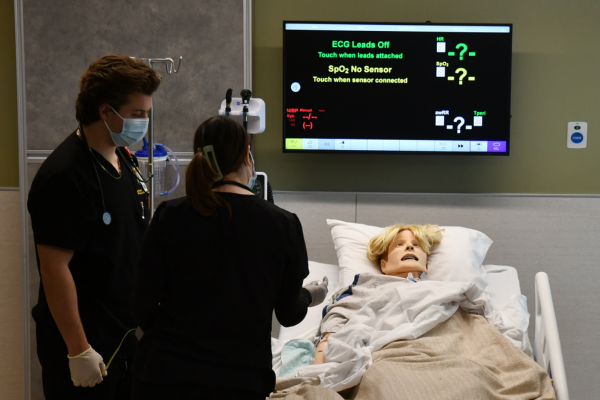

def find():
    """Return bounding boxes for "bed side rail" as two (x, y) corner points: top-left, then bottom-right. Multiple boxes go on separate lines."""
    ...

(534, 272), (569, 400)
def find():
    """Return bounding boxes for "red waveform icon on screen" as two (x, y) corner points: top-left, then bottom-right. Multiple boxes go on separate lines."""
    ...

(303, 122), (313, 129)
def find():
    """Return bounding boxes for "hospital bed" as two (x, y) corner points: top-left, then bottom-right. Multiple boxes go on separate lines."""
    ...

(273, 261), (569, 400)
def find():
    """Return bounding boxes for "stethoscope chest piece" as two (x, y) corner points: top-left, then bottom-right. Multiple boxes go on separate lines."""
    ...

(102, 212), (112, 226)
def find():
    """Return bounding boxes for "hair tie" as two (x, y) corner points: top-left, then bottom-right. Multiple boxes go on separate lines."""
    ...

(196, 145), (223, 181)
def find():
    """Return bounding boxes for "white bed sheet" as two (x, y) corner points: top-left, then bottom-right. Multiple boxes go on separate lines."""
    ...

(295, 278), (491, 390)
(277, 262), (523, 342)
(273, 262), (531, 382)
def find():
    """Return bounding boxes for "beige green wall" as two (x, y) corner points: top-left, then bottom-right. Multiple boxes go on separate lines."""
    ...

(253, 0), (600, 193)
(0, 190), (24, 400)
(0, 0), (18, 188)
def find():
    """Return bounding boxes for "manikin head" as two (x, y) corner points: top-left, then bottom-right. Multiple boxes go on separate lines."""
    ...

(367, 224), (443, 278)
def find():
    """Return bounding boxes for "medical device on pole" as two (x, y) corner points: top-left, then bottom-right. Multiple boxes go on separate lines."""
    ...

(218, 89), (272, 202)
(241, 89), (252, 132)
(225, 88), (233, 116)
(135, 138), (180, 199)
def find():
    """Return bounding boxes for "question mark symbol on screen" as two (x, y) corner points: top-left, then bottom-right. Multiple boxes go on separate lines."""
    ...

(455, 68), (468, 85)
(454, 116), (465, 133)
(456, 43), (468, 60)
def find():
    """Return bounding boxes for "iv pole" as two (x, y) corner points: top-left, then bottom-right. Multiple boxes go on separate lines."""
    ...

(134, 56), (182, 218)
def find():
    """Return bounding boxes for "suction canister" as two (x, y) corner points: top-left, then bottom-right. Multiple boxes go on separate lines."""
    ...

(135, 139), (168, 197)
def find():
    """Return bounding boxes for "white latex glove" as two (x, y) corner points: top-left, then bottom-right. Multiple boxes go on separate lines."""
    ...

(67, 346), (106, 387)
(303, 276), (329, 307)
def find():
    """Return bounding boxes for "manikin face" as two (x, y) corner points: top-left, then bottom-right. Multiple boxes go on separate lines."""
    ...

(380, 230), (428, 278)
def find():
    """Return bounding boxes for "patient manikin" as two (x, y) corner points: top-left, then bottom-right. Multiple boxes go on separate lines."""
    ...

(314, 224), (442, 364)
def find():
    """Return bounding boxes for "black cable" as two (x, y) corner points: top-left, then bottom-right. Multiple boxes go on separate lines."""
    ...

(213, 180), (253, 193)
(79, 124), (111, 225)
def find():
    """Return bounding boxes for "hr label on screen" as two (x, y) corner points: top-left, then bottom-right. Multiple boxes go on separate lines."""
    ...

(435, 110), (485, 133)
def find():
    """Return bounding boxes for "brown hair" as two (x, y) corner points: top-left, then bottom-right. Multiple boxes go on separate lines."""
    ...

(186, 116), (250, 216)
(76, 55), (162, 124)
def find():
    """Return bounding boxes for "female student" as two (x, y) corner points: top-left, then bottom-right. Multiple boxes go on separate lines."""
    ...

(131, 116), (327, 399)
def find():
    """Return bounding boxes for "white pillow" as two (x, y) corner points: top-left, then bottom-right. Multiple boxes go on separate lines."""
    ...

(278, 261), (340, 341)
(327, 219), (492, 291)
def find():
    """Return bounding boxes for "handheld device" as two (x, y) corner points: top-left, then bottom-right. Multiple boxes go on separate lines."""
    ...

(241, 89), (252, 131)
(225, 88), (233, 116)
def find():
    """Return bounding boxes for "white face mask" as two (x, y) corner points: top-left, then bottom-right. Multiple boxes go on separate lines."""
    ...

(248, 151), (257, 189)
(104, 106), (149, 147)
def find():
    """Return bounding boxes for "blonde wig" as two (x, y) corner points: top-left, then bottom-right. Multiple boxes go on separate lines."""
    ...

(367, 224), (443, 268)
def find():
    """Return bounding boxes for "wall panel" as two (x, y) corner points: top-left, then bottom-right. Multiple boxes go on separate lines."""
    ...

(275, 192), (356, 264)
(0, 0), (18, 187)
(24, 0), (243, 153)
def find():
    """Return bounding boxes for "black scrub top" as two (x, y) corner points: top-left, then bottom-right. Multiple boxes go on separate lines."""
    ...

(28, 131), (150, 360)
(130, 194), (310, 395)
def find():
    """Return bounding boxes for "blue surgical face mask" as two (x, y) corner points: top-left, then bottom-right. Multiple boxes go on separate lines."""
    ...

(248, 151), (257, 189)
(104, 106), (149, 147)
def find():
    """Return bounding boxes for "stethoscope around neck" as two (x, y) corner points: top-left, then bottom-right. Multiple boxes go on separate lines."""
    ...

(78, 124), (148, 226)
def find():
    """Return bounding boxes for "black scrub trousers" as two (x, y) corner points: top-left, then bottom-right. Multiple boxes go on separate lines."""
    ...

(28, 131), (150, 400)
(130, 193), (312, 399)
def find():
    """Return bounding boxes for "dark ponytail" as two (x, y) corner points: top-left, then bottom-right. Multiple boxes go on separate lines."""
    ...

(185, 116), (249, 216)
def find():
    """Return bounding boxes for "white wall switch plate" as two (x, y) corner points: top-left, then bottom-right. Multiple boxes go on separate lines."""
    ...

(567, 122), (587, 148)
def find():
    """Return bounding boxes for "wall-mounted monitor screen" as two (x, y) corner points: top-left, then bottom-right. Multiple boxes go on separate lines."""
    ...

(283, 22), (513, 155)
